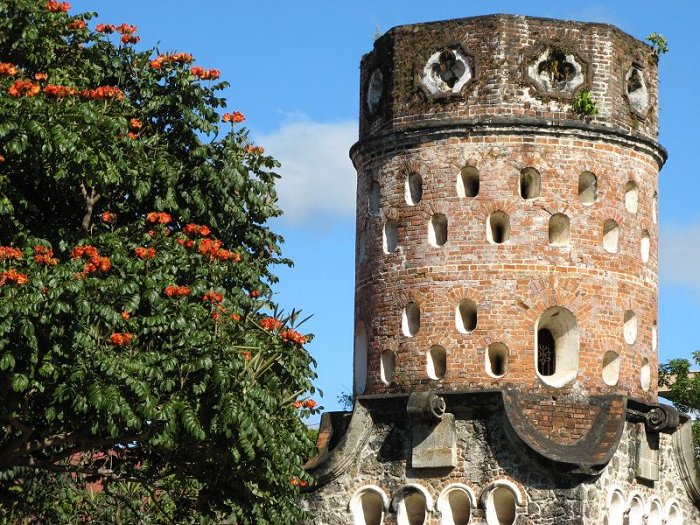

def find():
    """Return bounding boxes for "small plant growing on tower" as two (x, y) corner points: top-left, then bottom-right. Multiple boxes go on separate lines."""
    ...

(572, 90), (599, 117)
(646, 33), (669, 57)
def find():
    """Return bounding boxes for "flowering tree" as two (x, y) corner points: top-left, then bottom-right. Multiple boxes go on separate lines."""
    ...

(0, 1), (318, 522)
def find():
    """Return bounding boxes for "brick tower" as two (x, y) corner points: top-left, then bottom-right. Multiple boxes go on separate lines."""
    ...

(304, 14), (700, 525)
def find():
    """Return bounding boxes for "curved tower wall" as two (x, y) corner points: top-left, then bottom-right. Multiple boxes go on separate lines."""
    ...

(352, 15), (664, 407)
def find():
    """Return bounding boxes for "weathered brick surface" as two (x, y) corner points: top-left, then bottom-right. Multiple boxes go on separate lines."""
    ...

(353, 134), (660, 406)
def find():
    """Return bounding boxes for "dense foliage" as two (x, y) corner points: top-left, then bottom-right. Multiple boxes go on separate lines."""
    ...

(0, 0), (318, 522)
(659, 353), (700, 456)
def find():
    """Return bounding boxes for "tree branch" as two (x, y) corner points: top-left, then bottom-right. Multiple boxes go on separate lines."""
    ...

(80, 182), (101, 231)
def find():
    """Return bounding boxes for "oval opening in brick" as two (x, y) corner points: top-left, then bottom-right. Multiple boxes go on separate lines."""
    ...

(402, 302), (420, 337)
(366, 69), (383, 115)
(607, 490), (625, 525)
(624, 310), (637, 345)
(578, 171), (597, 205)
(397, 489), (427, 525)
(640, 358), (651, 391)
(485, 486), (516, 525)
(641, 230), (650, 263)
(380, 350), (395, 385)
(351, 487), (384, 525)
(628, 496), (644, 525)
(652, 191), (658, 224)
(487, 211), (510, 244)
(457, 166), (479, 198)
(652, 321), (658, 353)
(455, 299), (477, 334)
(429, 213), (448, 247)
(667, 503), (682, 525)
(647, 499), (663, 525)
(369, 180), (381, 215)
(548, 213), (570, 246)
(354, 322), (368, 395)
(520, 167), (541, 199)
(625, 181), (639, 214)
(438, 487), (471, 525)
(603, 219), (619, 253)
(383, 220), (398, 253)
(602, 351), (621, 386)
(427, 345), (447, 380)
(405, 172), (423, 205)
(535, 306), (579, 387)
(486, 343), (508, 378)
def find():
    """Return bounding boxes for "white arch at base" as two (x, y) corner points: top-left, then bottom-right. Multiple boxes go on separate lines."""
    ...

(392, 483), (434, 525)
(626, 491), (645, 525)
(606, 487), (625, 525)
(437, 484), (477, 525)
(665, 499), (683, 525)
(348, 485), (390, 525)
(479, 479), (525, 525)
(646, 496), (664, 525)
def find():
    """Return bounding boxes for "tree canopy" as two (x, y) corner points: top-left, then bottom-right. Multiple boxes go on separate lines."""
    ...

(0, 1), (318, 522)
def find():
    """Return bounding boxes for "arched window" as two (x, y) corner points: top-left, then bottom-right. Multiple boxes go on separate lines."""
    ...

(438, 485), (475, 525)
(383, 220), (398, 253)
(520, 167), (541, 199)
(457, 166), (479, 198)
(395, 486), (431, 525)
(405, 172), (423, 205)
(548, 214), (570, 246)
(369, 180), (381, 215)
(380, 351), (395, 385)
(455, 299), (477, 333)
(535, 307), (579, 387)
(625, 181), (638, 214)
(429, 214), (448, 246)
(607, 490), (625, 525)
(427, 345), (446, 380)
(603, 219), (619, 253)
(578, 171), (597, 204)
(402, 302), (420, 337)
(349, 486), (388, 525)
(486, 343), (508, 378)
(487, 211), (510, 244)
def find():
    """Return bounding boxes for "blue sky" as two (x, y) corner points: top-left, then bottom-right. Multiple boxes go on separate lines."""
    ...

(70, 1), (700, 414)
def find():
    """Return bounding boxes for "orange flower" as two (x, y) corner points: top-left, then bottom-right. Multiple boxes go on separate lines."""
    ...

(134, 247), (156, 260)
(67, 19), (86, 30)
(121, 310), (130, 321)
(260, 317), (282, 331)
(95, 23), (116, 34)
(34, 245), (58, 266)
(0, 269), (29, 286)
(0, 155), (4, 162)
(0, 63), (18, 76)
(110, 332), (133, 346)
(191, 66), (220, 80)
(43, 84), (78, 98)
(34, 72), (48, 81)
(164, 285), (190, 298)
(245, 145), (264, 155)
(280, 329), (308, 345)
(146, 211), (172, 224)
(129, 118), (142, 130)
(211, 311), (221, 321)
(127, 131), (138, 140)
(242, 351), (251, 360)
(9, 80), (40, 98)
(230, 313), (241, 322)
(222, 111), (245, 123)
(304, 399), (316, 409)
(79, 85), (124, 101)
(71, 245), (98, 259)
(0, 247), (22, 260)
(116, 23), (137, 34)
(249, 289), (260, 298)
(202, 290), (223, 303)
(121, 34), (139, 45)
(183, 223), (211, 237)
(46, 1), (70, 13)
(290, 477), (308, 488)
(101, 211), (117, 223)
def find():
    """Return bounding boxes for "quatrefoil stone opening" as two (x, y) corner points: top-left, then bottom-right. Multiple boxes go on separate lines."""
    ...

(528, 48), (585, 95)
(421, 48), (473, 96)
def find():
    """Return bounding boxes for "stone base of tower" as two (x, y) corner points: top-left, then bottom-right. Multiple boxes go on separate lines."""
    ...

(302, 393), (700, 524)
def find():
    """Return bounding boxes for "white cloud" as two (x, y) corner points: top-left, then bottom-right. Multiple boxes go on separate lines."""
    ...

(660, 223), (700, 292)
(256, 119), (358, 225)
